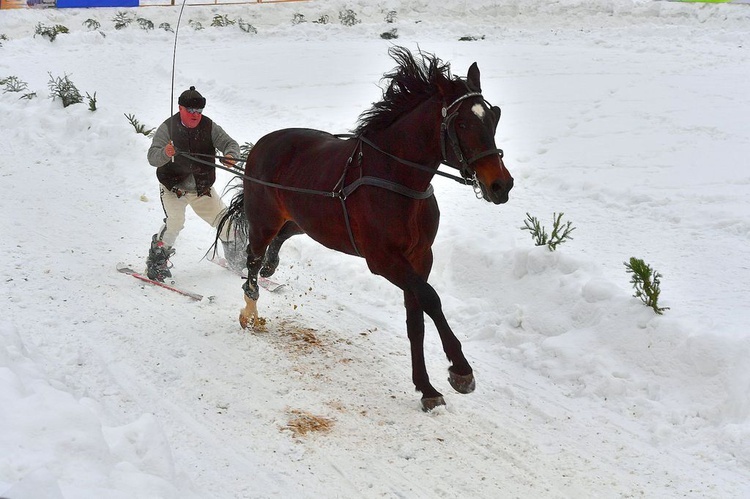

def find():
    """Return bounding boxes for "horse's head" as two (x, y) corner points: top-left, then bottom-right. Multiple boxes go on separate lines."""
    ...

(440, 63), (514, 205)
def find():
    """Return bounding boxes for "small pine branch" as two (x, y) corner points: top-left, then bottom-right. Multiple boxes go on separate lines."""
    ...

(48, 72), (83, 108)
(312, 15), (330, 25)
(86, 91), (97, 111)
(82, 19), (100, 30)
(124, 113), (155, 137)
(113, 12), (134, 30)
(211, 14), (235, 27)
(384, 10), (397, 23)
(522, 212), (575, 251)
(380, 28), (398, 40)
(159, 22), (174, 32)
(188, 20), (204, 31)
(547, 212), (576, 251)
(34, 23), (69, 42)
(292, 13), (306, 25)
(1, 76), (29, 93)
(339, 9), (361, 26)
(137, 18), (154, 30)
(522, 213), (548, 247)
(624, 257), (669, 315)
(459, 35), (486, 42)
(238, 19), (257, 34)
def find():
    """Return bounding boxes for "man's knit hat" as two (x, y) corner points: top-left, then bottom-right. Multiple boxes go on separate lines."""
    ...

(178, 86), (206, 108)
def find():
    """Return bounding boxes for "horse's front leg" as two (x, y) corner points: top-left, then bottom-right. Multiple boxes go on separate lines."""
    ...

(410, 280), (475, 395)
(405, 291), (445, 411)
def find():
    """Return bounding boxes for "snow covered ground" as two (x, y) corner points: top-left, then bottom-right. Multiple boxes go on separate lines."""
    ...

(1, 0), (749, 497)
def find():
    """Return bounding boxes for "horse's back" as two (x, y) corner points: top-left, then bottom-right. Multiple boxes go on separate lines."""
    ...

(247, 128), (353, 185)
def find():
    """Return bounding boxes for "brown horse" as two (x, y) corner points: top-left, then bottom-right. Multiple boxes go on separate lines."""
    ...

(217, 46), (513, 411)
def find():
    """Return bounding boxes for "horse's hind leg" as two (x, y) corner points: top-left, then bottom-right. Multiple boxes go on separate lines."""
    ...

(261, 221), (302, 277)
(240, 215), (285, 329)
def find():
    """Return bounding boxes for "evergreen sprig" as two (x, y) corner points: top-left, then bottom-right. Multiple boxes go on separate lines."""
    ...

(82, 19), (100, 30)
(137, 18), (154, 30)
(339, 9), (361, 26)
(48, 72), (83, 107)
(625, 257), (669, 314)
(34, 23), (69, 42)
(522, 212), (575, 251)
(238, 19), (257, 34)
(86, 91), (97, 111)
(1, 76), (29, 93)
(113, 12), (134, 30)
(124, 113), (155, 137)
(211, 14), (235, 27)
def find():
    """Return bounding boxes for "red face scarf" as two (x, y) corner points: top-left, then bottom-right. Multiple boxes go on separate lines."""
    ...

(179, 106), (203, 129)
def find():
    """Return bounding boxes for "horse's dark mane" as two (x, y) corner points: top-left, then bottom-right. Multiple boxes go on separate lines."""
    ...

(354, 47), (455, 136)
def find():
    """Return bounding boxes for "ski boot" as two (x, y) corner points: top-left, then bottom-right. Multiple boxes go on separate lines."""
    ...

(146, 234), (175, 282)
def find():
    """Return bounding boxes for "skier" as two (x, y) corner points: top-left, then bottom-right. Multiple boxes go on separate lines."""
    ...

(145, 86), (245, 282)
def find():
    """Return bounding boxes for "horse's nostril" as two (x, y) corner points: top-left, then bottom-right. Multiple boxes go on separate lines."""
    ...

(492, 179), (512, 194)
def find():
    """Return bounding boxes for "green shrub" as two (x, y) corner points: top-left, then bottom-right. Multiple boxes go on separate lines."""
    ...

(339, 9), (361, 26)
(211, 14), (235, 27)
(125, 113), (155, 137)
(34, 23), (69, 42)
(137, 18), (154, 30)
(83, 19), (100, 30)
(459, 35), (486, 42)
(48, 73), (83, 107)
(381, 29), (398, 40)
(113, 12), (134, 30)
(522, 212), (575, 251)
(625, 257), (669, 314)
(1, 76), (29, 93)
(86, 91), (97, 111)
(238, 20), (257, 34)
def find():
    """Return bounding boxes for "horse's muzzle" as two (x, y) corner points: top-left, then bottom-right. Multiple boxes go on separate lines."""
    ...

(486, 177), (514, 204)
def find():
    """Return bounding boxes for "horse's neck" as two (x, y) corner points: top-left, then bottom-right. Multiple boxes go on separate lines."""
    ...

(366, 100), (442, 188)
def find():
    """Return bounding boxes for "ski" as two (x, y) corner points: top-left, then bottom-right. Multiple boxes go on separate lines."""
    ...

(209, 257), (285, 292)
(116, 263), (203, 301)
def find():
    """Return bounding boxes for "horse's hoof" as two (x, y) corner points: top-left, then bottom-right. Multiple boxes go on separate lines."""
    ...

(448, 371), (476, 394)
(239, 313), (250, 329)
(259, 265), (276, 278)
(421, 396), (446, 412)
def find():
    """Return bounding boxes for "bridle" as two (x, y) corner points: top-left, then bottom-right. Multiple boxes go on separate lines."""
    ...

(439, 91), (505, 198)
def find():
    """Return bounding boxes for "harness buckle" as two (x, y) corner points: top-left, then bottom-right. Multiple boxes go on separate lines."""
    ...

(471, 173), (483, 199)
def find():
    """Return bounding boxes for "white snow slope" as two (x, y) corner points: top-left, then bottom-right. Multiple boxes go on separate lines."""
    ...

(1, 0), (749, 497)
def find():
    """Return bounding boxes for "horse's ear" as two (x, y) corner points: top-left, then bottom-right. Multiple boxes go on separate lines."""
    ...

(467, 62), (481, 92)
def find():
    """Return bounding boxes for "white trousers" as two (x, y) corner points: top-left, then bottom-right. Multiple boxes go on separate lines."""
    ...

(156, 183), (232, 247)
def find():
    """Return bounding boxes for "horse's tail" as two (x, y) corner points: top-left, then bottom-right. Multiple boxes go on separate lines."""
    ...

(212, 184), (248, 256)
